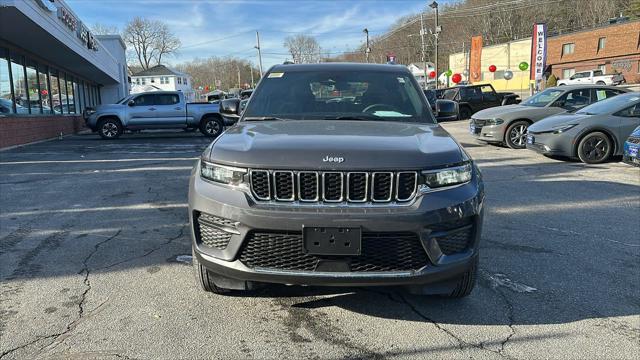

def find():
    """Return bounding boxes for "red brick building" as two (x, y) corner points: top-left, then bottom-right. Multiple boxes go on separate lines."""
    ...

(547, 20), (640, 84)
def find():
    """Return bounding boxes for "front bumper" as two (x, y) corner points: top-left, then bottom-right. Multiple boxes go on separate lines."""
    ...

(525, 132), (573, 156)
(469, 120), (506, 143)
(189, 162), (485, 287)
(623, 142), (640, 167)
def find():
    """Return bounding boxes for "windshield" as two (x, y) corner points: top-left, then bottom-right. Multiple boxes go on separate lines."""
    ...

(575, 93), (638, 115)
(442, 88), (458, 100)
(522, 88), (564, 107)
(116, 95), (133, 104)
(243, 69), (436, 123)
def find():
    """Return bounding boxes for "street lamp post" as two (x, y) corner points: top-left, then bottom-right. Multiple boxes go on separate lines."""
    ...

(419, 13), (427, 89)
(429, 1), (439, 89)
(363, 28), (370, 63)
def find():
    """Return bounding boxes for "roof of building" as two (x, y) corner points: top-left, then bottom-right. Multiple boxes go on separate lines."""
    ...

(94, 35), (126, 50)
(132, 65), (187, 77)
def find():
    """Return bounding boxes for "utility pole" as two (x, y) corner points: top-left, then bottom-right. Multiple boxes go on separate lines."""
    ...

(255, 31), (264, 76)
(236, 64), (241, 89)
(430, 1), (439, 88)
(250, 66), (254, 88)
(363, 28), (370, 63)
(419, 13), (427, 89)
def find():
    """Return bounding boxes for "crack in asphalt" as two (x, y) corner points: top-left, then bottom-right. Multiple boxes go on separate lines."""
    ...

(397, 293), (517, 359)
(0, 230), (121, 360)
(96, 224), (187, 272)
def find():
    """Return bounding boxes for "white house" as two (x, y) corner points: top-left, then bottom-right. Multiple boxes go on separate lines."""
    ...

(130, 64), (195, 101)
(407, 62), (435, 87)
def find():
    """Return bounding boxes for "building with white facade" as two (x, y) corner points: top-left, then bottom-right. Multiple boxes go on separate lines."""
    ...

(130, 65), (194, 102)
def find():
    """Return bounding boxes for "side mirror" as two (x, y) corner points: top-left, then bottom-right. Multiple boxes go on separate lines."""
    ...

(127, 99), (135, 107)
(220, 98), (241, 116)
(435, 100), (458, 120)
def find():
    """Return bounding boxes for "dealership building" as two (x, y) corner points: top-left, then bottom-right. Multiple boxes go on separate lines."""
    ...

(0, 0), (128, 148)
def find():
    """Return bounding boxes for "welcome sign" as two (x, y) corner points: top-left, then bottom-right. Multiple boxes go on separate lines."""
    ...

(530, 23), (547, 81)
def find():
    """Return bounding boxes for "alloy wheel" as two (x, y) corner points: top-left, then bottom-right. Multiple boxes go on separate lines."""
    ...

(509, 124), (527, 147)
(582, 136), (608, 162)
(205, 120), (220, 135)
(102, 122), (118, 138)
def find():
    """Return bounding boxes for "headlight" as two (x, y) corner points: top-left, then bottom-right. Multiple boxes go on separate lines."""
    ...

(552, 124), (577, 134)
(486, 118), (504, 125)
(200, 161), (246, 185)
(422, 163), (472, 188)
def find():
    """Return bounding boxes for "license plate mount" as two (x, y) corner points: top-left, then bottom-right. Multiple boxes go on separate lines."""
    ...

(303, 226), (361, 256)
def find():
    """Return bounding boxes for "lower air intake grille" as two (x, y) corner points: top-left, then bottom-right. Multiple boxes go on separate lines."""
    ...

(195, 213), (235, 250)
(434, 226), (473, 255)
(239, 231), (428, 272)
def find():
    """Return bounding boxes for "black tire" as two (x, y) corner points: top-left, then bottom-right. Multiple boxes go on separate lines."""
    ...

(505, 120), (529, 149)
(193, 248), (231, 294)
(97, 117), (123, 140)
(577, 131), (612, 164)
(199, 116), (224, 138)
(443, 257), (478, 298)
(596, 81), (606, 85)
(459, 107), (472, 120)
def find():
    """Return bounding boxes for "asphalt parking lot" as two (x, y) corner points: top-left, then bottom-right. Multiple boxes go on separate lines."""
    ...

(1, 122), (639, 359)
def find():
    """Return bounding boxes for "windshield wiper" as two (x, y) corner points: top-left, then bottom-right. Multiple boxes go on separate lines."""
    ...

(243, 116), (286, 121)
(323, 115), (380, 121)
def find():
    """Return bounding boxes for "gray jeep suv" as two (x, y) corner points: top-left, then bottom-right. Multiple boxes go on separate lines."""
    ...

(189, 63), (485, 297)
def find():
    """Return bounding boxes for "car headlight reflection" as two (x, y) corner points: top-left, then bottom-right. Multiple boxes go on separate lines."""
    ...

(200, 160), (246, 185)
(422, 163), (472, 188)
(552, 124), (577, 134)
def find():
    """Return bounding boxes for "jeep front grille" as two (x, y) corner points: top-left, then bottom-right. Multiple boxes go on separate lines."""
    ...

(249, 170), (418, 204)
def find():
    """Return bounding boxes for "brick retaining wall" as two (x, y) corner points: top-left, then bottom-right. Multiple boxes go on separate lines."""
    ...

(0, 115), (86, 149)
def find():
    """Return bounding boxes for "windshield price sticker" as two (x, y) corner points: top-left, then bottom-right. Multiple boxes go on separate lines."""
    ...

(268, 72), (285, 78)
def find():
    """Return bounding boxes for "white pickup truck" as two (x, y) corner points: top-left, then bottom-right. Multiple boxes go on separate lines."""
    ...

(557, 70), (625, 86)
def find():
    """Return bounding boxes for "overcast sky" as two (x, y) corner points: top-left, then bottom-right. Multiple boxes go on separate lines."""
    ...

(66, 0), (435, 68)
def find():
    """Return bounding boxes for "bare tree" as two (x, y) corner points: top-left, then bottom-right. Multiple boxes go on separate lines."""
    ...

(91, 23), (119, 35)
(122, 17), (181, 70)
(284, 35), (321, 64)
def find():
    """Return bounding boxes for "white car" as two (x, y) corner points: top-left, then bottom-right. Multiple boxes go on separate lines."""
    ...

(557, 70), (625, 86)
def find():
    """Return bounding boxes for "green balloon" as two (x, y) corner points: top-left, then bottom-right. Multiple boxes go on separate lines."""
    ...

(445, 69), (453, 77)
(519, 62), (529, 71)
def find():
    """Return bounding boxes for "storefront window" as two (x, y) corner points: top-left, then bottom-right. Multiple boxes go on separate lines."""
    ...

(26, 60), (41, 114)
(0, 48), (14, 114)
(10, 54), (28, 114)
(70, 79), (78, 114)
(38, 64), (52, 114)
(77, 81), (85, 112)
(49, 69), (61, 114)
(59, 73), (69, 114)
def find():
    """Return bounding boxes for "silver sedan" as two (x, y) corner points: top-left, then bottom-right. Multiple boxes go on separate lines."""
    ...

(526, 92), (640, 164)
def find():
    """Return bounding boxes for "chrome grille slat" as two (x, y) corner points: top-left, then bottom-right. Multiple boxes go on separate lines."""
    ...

(371, 172), (393, 202)
(250, 170), (417, 204)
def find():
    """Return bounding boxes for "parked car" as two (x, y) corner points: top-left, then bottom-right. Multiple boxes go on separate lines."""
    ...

(85, 91), (226, 139)
(557, 70), (625, 86)
(0, 99), (27, 114)
(440, 84), (520, 120)
(526, 92), (640, 164)
(191, 63), (484, 298)
(623, 125), (640, 167)
(470, 85), (630, 148)
(240, 89), (253, 99)
(423, 89), (457, 121)
(206, 91), (227, 103)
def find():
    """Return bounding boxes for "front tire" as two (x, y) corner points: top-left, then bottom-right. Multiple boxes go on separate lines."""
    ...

(459, 107), (472, 120)
(97, 118), (123, 140)
(193, 249), (231, 294)
(199, 116), (224, 138)
(443, 257), (478, 298)
(577, 132), (612, 164)
(505, 120), (529, 149)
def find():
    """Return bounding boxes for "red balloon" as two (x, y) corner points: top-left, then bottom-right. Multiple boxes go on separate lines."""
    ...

(429, 71), (436, 78)
(489, 65), (497, 72)
(452, 73), (462, 84)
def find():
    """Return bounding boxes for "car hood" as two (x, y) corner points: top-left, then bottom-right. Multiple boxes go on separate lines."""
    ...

(95, 103), (125, 111)
(473, 104), (564, 121)
(207, 120), (465, 170)
(527, 113), (591, 133)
